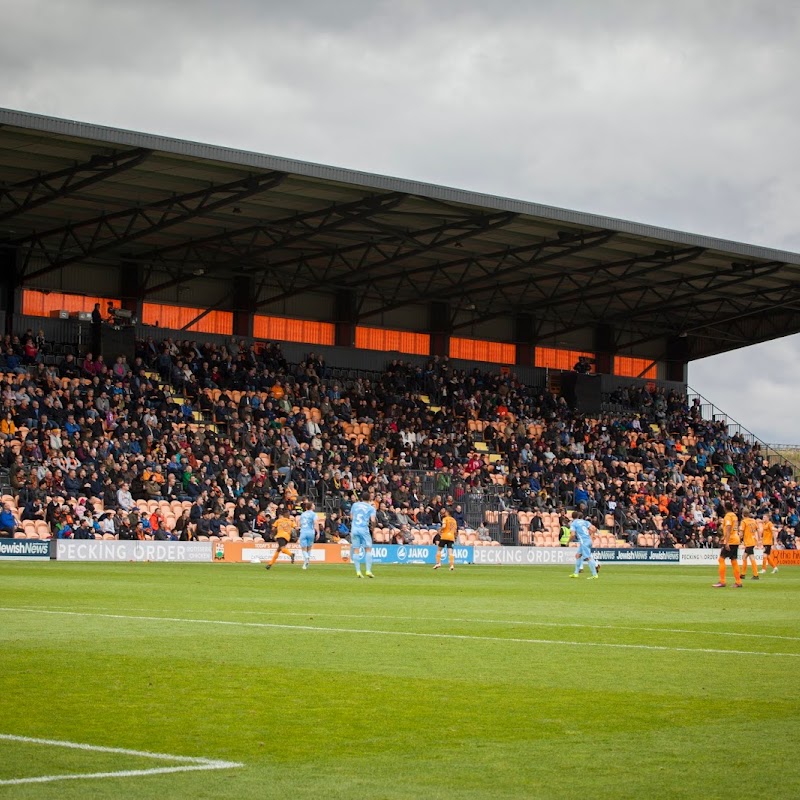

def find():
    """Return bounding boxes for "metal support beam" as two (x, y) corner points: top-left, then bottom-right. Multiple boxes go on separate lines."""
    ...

(16, 170), (289, 282)
(447, 246), (705, 332)
(137, 190), (407, 275)
(0, 148), (150, 223)
(544, 263), (791, 347)
(251, 210), (518, 309)
(356, 229), (616, 321)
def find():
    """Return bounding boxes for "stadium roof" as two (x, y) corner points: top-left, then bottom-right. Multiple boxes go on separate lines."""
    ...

(2, 106), (800, 361)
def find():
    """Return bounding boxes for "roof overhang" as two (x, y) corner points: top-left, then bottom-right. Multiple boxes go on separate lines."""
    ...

(2, 107), (799, 361)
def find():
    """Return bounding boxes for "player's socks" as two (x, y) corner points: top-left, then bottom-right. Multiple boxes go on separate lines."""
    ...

(435, 552), (442, 568)
(732, 560), (741, 583)
(448, 552), (454, 570)
(365, 549), (373, 574)
(574, 561), (582, 576)
(588, 559), (597, 577)
(718, 558), (726, 584)
(353, 549), (362, 575)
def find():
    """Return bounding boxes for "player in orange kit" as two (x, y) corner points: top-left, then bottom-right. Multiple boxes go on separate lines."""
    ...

(713, 503), (742, 588)
(434, 507), (458, 571)
(265, 508), (296, 569)
(739, 508), (760, 580)
(760, 514), (778, 574)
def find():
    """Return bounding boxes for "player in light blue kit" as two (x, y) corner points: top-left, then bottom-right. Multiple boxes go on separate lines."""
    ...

(349, 491), (377, 578)
(569, 510), (599, 579)
(298, 500), (318, 570)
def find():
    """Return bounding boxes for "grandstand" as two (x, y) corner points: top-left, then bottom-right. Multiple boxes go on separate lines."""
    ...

(1, 108), (799, 551)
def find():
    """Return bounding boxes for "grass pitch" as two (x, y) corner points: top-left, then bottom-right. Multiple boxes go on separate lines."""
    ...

(1, 562), (798, 799)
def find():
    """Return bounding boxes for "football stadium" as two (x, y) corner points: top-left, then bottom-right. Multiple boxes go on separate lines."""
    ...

(1, 108), (799, 799)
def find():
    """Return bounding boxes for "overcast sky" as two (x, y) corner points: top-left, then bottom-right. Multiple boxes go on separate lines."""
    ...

(1, 0), (799, 442)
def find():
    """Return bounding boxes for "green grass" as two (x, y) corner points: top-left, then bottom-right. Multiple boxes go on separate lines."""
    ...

(1, 562), (798, 799)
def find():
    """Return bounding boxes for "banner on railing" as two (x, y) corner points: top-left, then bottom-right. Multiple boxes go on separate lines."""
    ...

(775, 549), (800, 566)
(218, 541), (349, 564)
(472, 546), (681, 565)
(57, 541), (212, 562)
(0, 539), (51, 560)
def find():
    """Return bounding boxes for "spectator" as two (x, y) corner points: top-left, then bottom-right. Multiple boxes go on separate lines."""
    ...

(0, 503), (19, 536)
(116, 482), (135, 512)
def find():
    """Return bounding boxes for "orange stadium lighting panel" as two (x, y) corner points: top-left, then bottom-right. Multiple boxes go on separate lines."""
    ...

(141, 303), (233, 335)
(253, 315), (335, 346)
(534, 346), (596, 372)
(450, 336), (515, 365)
(354, 326), (430, 356)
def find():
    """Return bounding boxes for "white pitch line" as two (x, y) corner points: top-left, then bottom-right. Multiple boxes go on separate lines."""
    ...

(0, 733), (242, 787)
(7, 605), (800, 643)
(0, 733), (238, 764)
(2, 607), (798, 659)
(0, 765), (232, 787)
(226, 610), (800, 643)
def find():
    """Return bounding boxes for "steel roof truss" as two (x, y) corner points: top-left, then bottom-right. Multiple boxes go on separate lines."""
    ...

(0, 147), (150, 224)
(17, 171), (289, 282)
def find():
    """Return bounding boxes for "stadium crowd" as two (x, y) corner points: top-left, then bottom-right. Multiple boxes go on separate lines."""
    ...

(0, 326), (798, 549)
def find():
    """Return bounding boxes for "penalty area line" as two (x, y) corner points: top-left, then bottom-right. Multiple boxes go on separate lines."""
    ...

(2, 607), (798, 659)
(0, 733), (241, 787)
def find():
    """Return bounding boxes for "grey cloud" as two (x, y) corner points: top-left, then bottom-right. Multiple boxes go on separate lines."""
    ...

(2, 0), (800, 440)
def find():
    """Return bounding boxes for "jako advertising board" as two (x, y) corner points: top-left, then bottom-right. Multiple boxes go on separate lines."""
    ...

(0, 538), (51, 560)
(368, 544), (473, 565)
(57, 540), (212, 562)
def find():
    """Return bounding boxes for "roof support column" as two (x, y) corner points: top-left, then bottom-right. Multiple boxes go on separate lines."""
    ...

(232, 277), (255, 338)
(120, 260), (144, 321)
(334, 290), (356, 348)
(429, 301), (450, 357)
(665, 336), (689, 383)
(514, 313), (535, 366)
(594, 324), (616, 376)
(0, 245), (19, 336)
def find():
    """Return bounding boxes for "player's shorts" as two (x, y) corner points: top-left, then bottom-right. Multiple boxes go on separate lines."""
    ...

(720, 544), (739, 560)
(351, 531), (372, 550)
(743, 546), (755, 555)
(299, 535), (314, 548)
(577, 541), (592, 560)
(275, 537), (289, 548)
(764, 545), (772, 555)
(437, 538), (454, 549)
